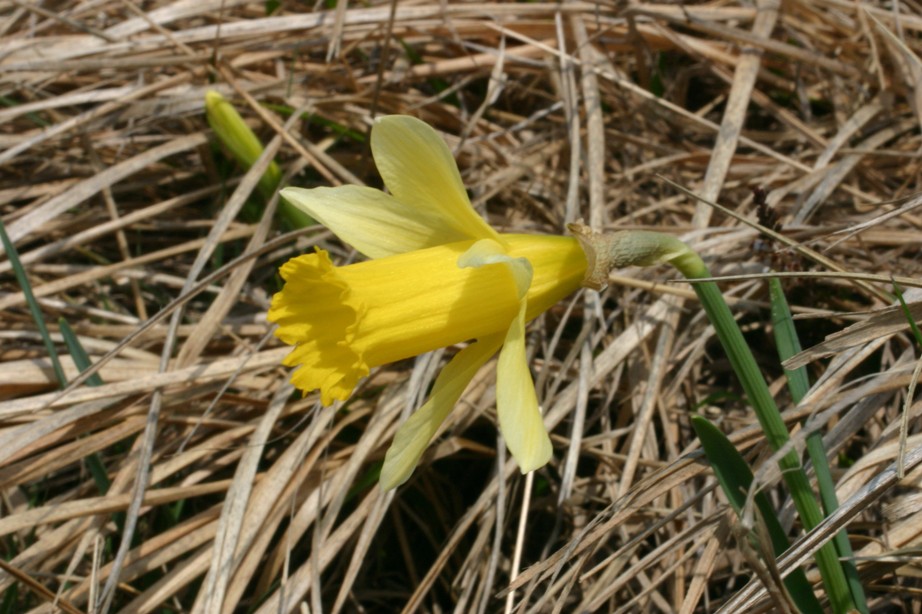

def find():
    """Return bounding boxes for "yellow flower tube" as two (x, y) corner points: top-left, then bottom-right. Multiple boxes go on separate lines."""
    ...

(268, 115), (587, 489)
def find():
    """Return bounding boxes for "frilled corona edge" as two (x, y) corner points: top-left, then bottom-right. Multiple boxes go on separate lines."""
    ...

(270, 249), (364, 406)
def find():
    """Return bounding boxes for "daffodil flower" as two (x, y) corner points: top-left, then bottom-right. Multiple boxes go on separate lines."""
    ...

(268, 115), (587, 489)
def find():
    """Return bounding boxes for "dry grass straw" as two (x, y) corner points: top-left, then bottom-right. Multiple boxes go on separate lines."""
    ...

(2, 1), (922, 611)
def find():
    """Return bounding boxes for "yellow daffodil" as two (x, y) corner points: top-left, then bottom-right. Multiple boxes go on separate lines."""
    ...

(268, 115), (587, 489)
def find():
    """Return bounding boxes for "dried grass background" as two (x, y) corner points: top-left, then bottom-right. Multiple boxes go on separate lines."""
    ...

(2, 0), (922, 612)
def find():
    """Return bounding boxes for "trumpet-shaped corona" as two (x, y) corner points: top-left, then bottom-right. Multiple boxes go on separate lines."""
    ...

(268, 115), (587, 489)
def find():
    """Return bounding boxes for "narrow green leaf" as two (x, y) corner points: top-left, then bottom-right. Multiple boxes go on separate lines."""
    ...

(770, 279), (867, 613)
(892, 280), (922, 349)
(671, 248), (855, 613)
(1, 581), (18, 614)
(692, 415), (823, 613)
(769, 279), (810, 401)
(0, 220), (67, 388)
(83, 452), (111, 497)
(58, 319), (111, 496)
(59, 319), (103, 387)
(569, 223), (853, 609)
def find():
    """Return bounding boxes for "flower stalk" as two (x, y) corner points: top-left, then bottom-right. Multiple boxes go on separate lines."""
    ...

(570, 223), (855, 613)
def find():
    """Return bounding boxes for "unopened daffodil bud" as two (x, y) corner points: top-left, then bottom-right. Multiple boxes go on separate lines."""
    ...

(205, 90), (282, 199)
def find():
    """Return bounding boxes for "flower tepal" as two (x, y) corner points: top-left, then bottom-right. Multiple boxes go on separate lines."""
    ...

(268, 115), (587, 489)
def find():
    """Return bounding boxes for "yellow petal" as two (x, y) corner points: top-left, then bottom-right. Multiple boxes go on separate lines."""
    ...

(280, 186), (470, 258)
(496, 300), (552, 473)
(459, 238), (553, 473)
(372, 116), (502, 245)
(379, 335), (504, 490)
(459, 238), (533, 297)
(503, 235), (587, 320)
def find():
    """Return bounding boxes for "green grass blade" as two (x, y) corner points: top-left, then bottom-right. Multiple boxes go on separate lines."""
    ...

(769, 279), (811, 401)
(1, 581), (18, 614)
(892, 280), (922, 348)
(59, 318), (103, 387)
(59, 319), (111, 496)
(691, 415), (823, 613)
(892, 281), (922, 519)
(2, 223), (115, 505)
(770, 278), (867, 612)
(0, 220), (67, 388)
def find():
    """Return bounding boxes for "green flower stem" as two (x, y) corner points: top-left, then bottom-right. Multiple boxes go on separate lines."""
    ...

(670, 246), (855, 614)
(568, 224), (855, 613)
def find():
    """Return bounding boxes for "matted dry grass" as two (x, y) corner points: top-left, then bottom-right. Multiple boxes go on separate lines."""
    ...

(2, 1), (922, 612)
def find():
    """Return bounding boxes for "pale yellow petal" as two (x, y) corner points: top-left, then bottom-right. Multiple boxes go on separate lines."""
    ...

(458, 239), (551, 472)
(495, 301), (552, 473)
(372, 116), (502, 245)
(380, 335), (504, 491)
(281, 186), (468, 258)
